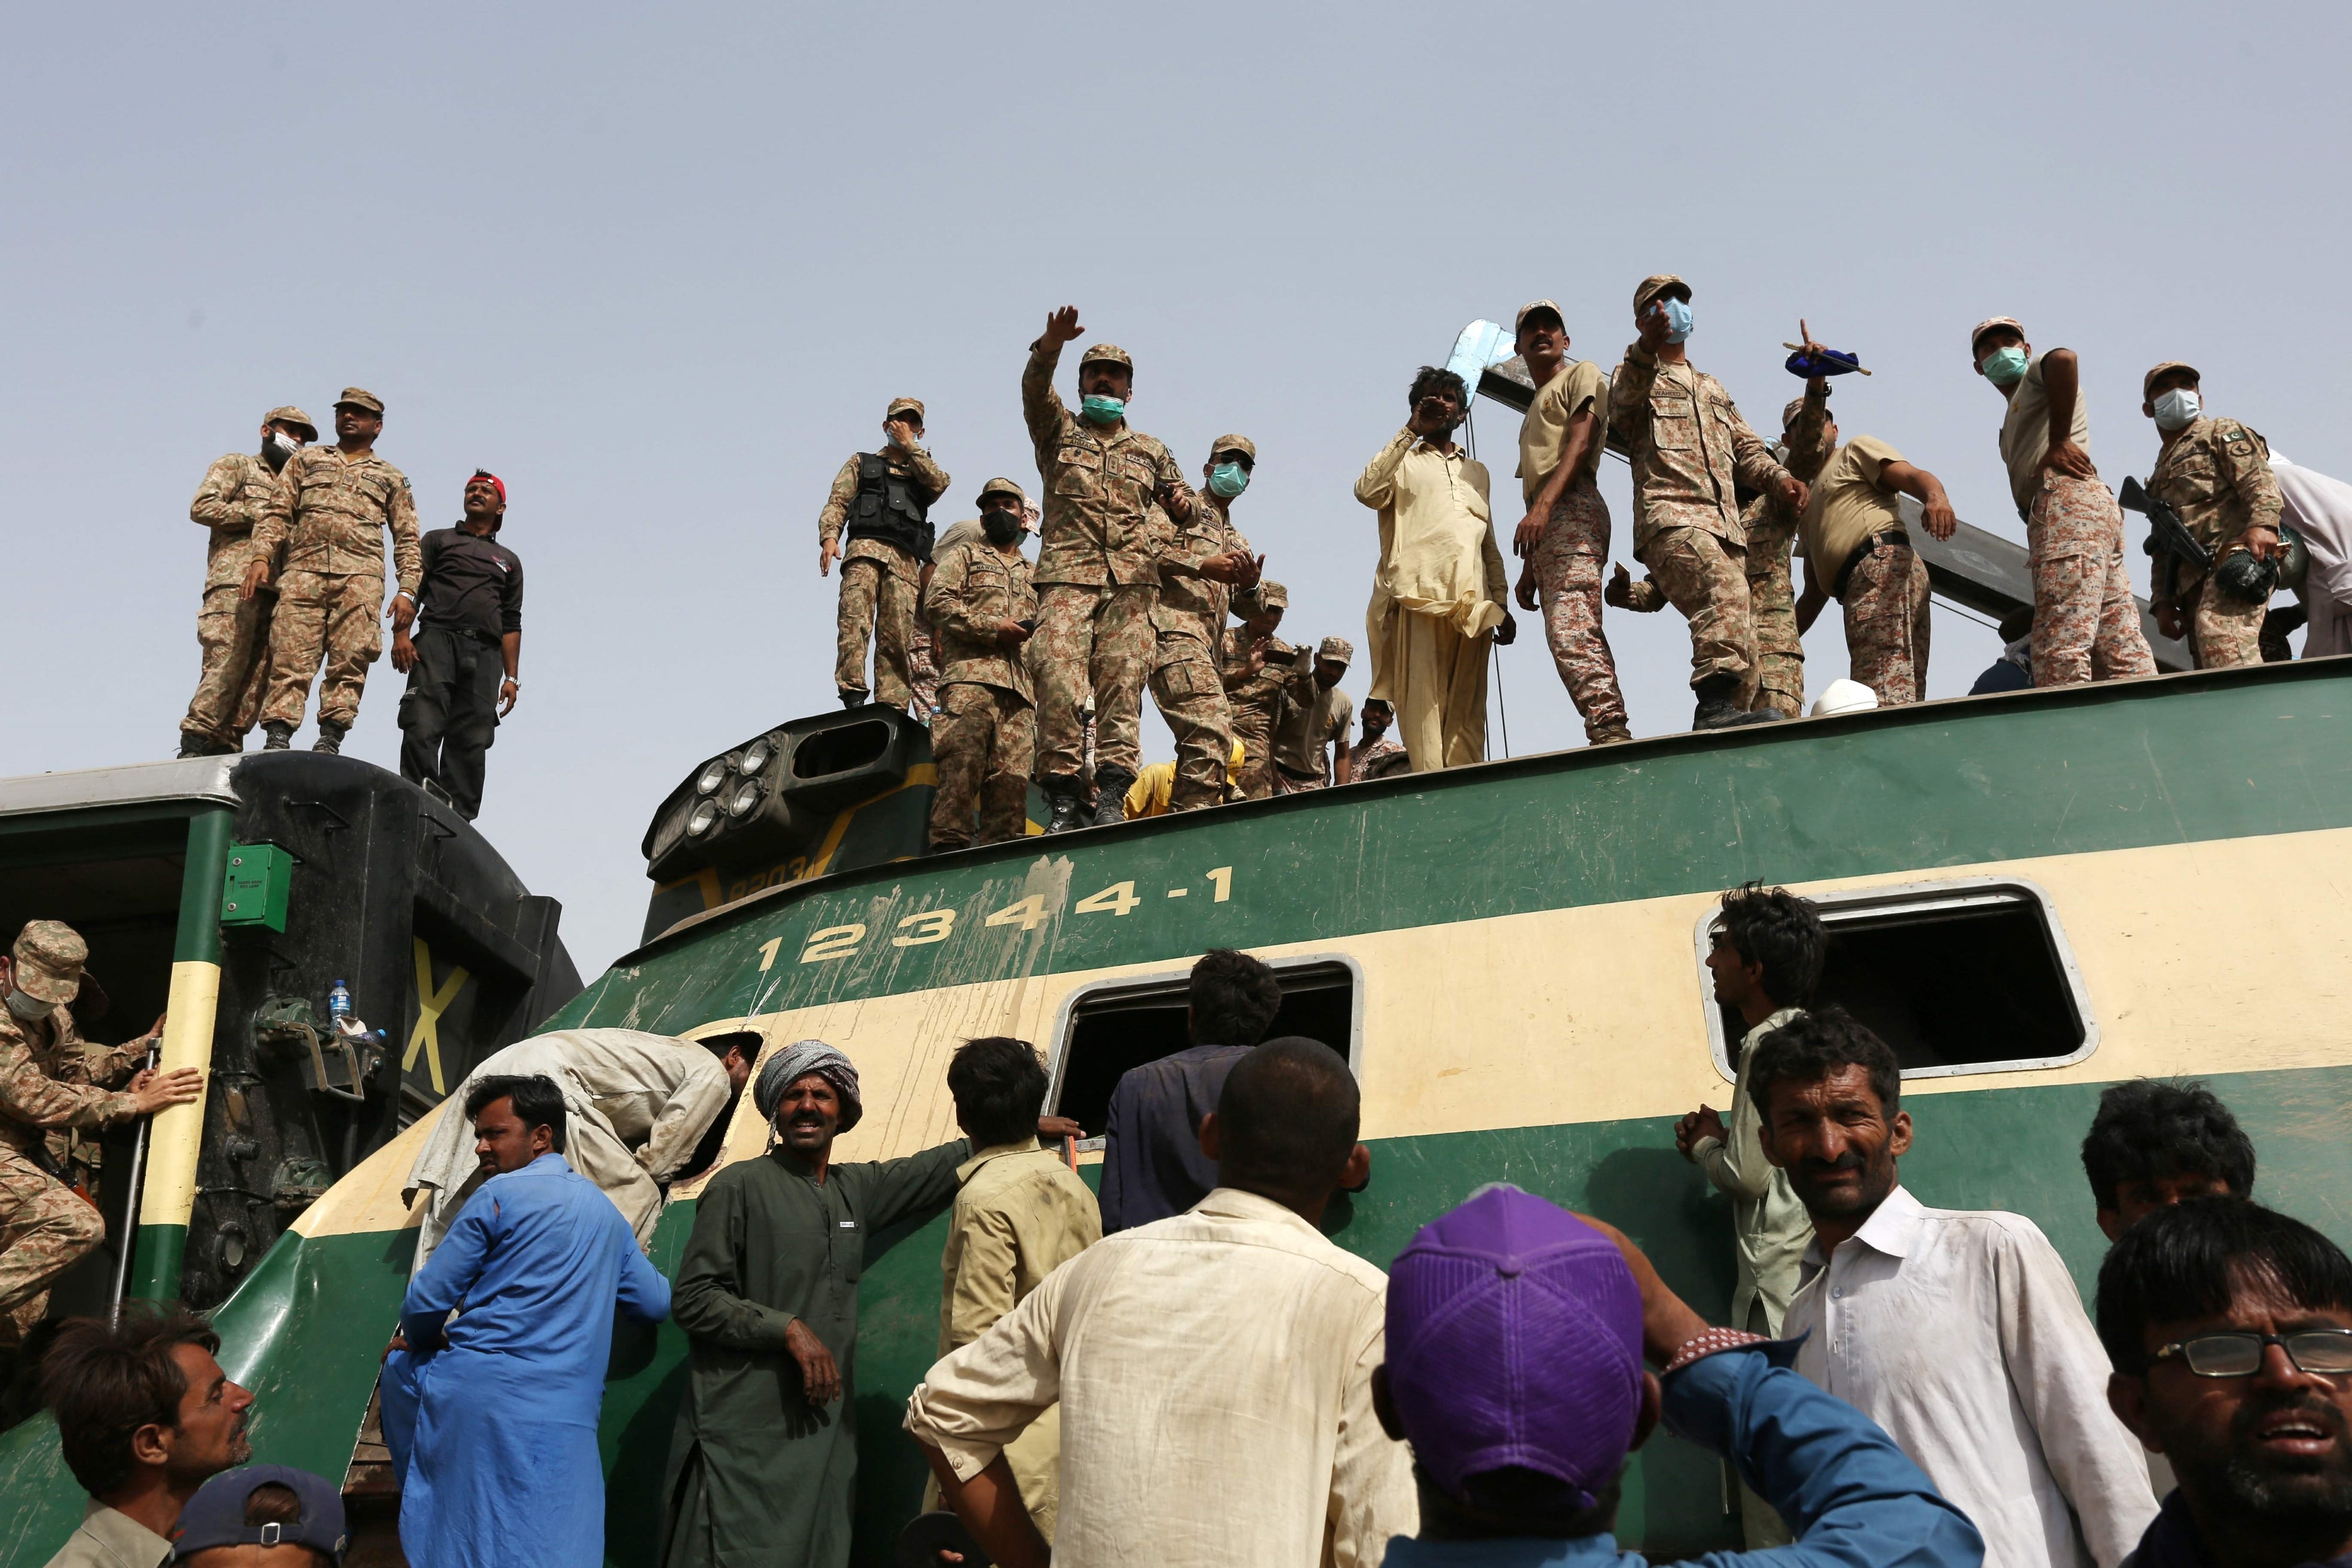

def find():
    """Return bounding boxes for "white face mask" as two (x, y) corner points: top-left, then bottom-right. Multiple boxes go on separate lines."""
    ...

(266, 429), (303, 460)
(2153, 388), (2202, 431)
(6, 988), (55, 1021)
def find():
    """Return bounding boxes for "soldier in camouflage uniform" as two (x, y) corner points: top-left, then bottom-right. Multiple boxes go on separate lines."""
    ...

(0, 923), (201, 1345)
(1608, 275), (1808, 729)
(1272, 637), (1357, 791)
(2141, 361), (2286, 670)
(178, 406), (315, 757)
(1974, 318), (2156, 687)
(1024, 306), (1226, 831)
(1220, 581), (1298, 801)
(1792, 413), (1962, 708)
(923, 479), (1039, 851)
(1149, 435), (1264, 813)
(1733, 384), (1838, 717)
(818, 397), (951, 709)
(1507, 301), (1632, 744)
(244, 388), (423, 753)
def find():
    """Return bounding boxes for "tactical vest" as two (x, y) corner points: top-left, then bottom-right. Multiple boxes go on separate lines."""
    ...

(845, 454), (934, 559)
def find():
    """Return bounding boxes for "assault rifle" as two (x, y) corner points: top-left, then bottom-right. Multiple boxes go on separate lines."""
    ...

(2118, 476), (2212, 575)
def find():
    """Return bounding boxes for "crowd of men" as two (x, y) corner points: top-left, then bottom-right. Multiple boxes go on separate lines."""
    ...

(173, 390), (523, 821)
(26, 923), (2352, 1568)
(815, 292), (2322, 852)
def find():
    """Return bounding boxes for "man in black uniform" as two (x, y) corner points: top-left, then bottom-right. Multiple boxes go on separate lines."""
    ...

(393, 470), (522, 818)
(817, 398), (951, 709)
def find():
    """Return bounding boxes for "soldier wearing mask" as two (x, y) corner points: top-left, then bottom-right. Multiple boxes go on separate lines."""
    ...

(177, 407), (315, 757)
(2141, 362), (2285, 669)
(923, 479), (1040, 851)
(0, 922), (202, 1348)
(1147, 436), (1264, 814)
(1970, 318), (2155, 687)
(392, 470), (524, 820)
(244, 387), (424, 753)
(1025, 306), (1240, 832)
(1608, 276), (1808, 730)
(818, 398), (950, 711)
(1220, 581), (1298, 800)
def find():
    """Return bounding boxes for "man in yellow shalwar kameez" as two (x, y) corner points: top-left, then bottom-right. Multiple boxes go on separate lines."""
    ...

(1354, 366), (1518, 771)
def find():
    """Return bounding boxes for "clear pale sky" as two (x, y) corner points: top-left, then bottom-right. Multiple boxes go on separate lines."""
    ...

(7, 3), (2346, 978)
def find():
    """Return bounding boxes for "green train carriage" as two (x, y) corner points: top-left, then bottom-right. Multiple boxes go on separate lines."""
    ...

(5, 658), (2350, 1564)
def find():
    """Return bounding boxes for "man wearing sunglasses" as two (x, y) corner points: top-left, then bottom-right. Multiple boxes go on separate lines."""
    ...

(2100, 1198), (2352, 1568)
(1751, 1008), (2159, 1567)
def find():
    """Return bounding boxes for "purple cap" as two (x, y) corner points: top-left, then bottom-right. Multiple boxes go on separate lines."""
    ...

(1385, 1185), (1645, 1508)
(172, 1464), (348, 1563)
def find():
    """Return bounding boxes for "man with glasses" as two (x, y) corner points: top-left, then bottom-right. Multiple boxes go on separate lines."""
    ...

(2099, 1199), (2352, 1567)
(1751, 1007), (2159, 1568)
(817, 397), (950, 710)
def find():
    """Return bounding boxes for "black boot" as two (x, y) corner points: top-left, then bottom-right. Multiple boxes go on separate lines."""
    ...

(177, 733), (212, 759)
(1090, 768), (1135, 827)
(1691, 675), (1783, 731)
(261, 722), (294, 752)
(839, 689), (869, 709)
(313, 721), (347, 755)
(1041, 776), (1085, 835)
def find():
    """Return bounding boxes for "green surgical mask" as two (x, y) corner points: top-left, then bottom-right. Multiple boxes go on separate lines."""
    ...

(1208, 462), (1250, 499)
(1080, 395), (1125, 425)
(1981, 346), (2029, 387)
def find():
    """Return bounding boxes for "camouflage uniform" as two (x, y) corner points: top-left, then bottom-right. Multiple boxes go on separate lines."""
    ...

(907, 620), (941, 722)
(1271, 640), (1354, 793)
(1348, 733), (1410, 782)
(1148, 477), (1250, 813)
(820, 431), (951, 707)
(1221, 604), (1298, 801)
(1023, 340), (1193, 779)
(2026, 474), (2157, 688)
(1736, 389), (1836, 718)
(1608, 330), (1792, 691)
(0, 925), (146, 1344)
(923, 535), (1039, 849)
(181, 446), (291, 747)
(1842, 544), (1933, 705)
(250, 430), (423, 732)
(2149, 411), (2282, 671)
(1519, 359), (1631, 743)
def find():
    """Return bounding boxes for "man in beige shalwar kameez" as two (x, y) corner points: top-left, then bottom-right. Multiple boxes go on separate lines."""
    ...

(1354, 367), (1517, 771)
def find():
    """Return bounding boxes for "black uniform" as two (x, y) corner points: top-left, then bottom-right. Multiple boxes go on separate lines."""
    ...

(399, 525), (523, 818)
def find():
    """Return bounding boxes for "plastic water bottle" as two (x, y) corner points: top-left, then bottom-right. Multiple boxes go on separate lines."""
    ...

(328, 980), (353, 1028)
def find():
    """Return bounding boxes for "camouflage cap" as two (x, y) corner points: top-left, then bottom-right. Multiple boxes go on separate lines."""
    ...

(11, 920), (86, 1005)
(335, 387), (385, 414)
(976, 476), (1028, 505)
(1209, 434), (1256, 464)
(266, 406), (318, 442)
(1782, 395), (1814, 431)
(1969, 317), (2025, 357)
(1514, 298), (1565, 335)
(2143, 361), (2201, 400)
(886, 397), (926, 421)
(1241, 579), (1289, 613)
(1317, 636), (1354, 664)
(1078, 343), (1133, 373)
(1633, 275), (1690, 314)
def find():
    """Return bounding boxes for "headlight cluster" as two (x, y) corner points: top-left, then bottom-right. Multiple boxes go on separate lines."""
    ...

(687, 740), (776, 837)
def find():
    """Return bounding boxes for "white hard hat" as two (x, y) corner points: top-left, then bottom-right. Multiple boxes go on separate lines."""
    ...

(1812, 679), (1880, 717)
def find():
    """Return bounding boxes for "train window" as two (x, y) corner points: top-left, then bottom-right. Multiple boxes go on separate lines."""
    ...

(1047, 956), (1362, 1146)
(1697, 878), (2097, 1082)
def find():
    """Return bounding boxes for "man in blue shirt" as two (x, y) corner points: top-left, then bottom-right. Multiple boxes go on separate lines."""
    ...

(1371, 1183), (1982, 1568)
(381, 1072), (670, 1568)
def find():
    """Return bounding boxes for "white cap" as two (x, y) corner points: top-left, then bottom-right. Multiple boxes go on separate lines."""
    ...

(1811, 679), (1880, 717)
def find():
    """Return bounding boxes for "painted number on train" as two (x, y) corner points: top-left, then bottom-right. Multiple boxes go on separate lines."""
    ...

(782, 866), (1233, 965)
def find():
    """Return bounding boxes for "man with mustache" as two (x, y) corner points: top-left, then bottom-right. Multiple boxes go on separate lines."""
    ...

(1754, 1008), (2158, 1567)
(2098, 1198), (2352, 1568)
(661, 1040), (1075, 1568)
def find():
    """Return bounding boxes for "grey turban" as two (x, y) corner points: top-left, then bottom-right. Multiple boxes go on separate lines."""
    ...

(753, 1038), (863, 1132)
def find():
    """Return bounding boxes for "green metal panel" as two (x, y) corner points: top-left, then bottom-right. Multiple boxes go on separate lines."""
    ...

(220, 842), (294, 932)
(174, 808), (233, 967)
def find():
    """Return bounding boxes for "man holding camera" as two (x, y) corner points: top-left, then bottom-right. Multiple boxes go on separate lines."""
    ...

(2141, 361), (2284, 670)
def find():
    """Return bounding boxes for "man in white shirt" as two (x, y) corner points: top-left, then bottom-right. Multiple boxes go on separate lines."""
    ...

(1754, 1007), (2159, 1568)
(904, 1035), (1414, 1568)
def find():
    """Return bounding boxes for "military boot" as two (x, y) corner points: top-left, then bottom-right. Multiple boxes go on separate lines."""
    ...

(1040, 776), (1085, 835)
(176, 733), (216, 759)
(313, 721), (348, 755)
(1691, 675), (1782, 731)
(1090, 768), (1135, 827)
(839, 689), (869, 709)
(261, 722), (295, 752)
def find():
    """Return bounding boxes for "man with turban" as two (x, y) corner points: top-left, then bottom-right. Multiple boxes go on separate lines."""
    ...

(661, 1040), (1061, 1568)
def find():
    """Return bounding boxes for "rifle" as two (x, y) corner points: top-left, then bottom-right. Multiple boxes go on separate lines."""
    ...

(2118, 476), (2212, 575)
